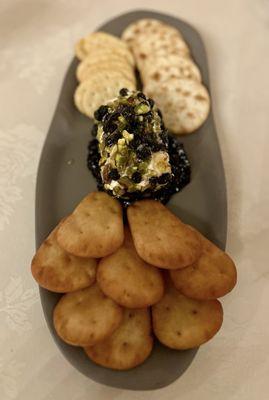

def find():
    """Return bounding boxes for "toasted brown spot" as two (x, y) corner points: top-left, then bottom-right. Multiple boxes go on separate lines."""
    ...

(165, 306), (170, 311)
(192, 309), (198, 315)
(195, 94), (207, 101)
(152, 72), (160, 81)
(177, 331), (181, 336)
(139, 53), (147, 60)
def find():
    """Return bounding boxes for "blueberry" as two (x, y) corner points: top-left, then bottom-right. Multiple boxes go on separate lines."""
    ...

(158, 173), (171, 184)
(157, 108), (163, 118)
(151, 142), (165, 152)
(137, 92), (146, 100)
(94, 105), (109, 121)
(103, 121), (117, 133)
(108, 168), (120, 180)
(105, 132), (121, 146)
(149, 176), (158, 186)
(136, 145), (151, 160)
(129, 135), (143, 149)
(91, 124), (98, 137)
(119, 88), (129, 96)
(131, 171), (142, 183)
(148, 98), (155, 108)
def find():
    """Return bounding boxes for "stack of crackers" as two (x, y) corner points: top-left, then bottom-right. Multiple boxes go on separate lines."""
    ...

(74, 32), (136, 118)
(31, 192), (237, 370)
(122, 19), (210, 134)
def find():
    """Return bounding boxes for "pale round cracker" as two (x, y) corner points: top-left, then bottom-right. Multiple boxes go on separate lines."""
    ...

(31, 220), (96, 293)
(84, 32), (133, 59)
(145, 77), (210, 134)
(141, 55), (201, 84)
(133, 33), (190, 71)
(57, 192), (124, 258)
(74, 81), (89, 114)
(76, 58), (135, 83)
(152, 281), (223, 349)
(84, 308), (153, 370)
(53, 284), (123, 346)
(81, 32), (134, 66)
(97, 228), (164, 308)
(170, 227), (237, 299)
(122, 18), (182, 47)
(127, 200), (202, 269)
(75, 38), (88, 60)
(80, 72), (135, 118)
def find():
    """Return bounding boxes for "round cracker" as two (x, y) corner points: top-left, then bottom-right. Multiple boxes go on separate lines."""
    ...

(145, 77), (210, 134)
(133, 33), (189, 71)
(80, 73), (135, 118)
(74, 81), (89, 114)
(170, 228), (237, 299)
(122, 18), (182, 47)
(152, 281), (223, 349)
(57, 192), (124, 258)
(75, 38), (88, 60)
(84, 308), (153, 370)
(127, 200), (202, 269)
(53, 284), (123, 347)
(97, 228), (164, 308)
(83, 31), (134, 65)
(141, 55), (201, 84)
(79, 32), (134, 66)
(76, 59), (135, 83)
(31, 220), (96, 293)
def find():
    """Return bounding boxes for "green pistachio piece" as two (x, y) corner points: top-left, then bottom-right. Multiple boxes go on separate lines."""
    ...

(119, 176), (132, 187)
(116, 154), (127, 166)
(122, 130), (134, 142)
(135, 103), (150, 115)
(138, 162), (148, 173)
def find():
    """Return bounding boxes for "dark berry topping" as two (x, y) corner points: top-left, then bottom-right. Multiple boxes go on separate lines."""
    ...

(94, 105), (109, 121)
(108, 168), (120, 181)
(136, 145), (151, 160)
(137, 92), (146, 100)
(91, 124), (98, 137)
(119, 88), (129, 96)
(105, 132), (121, 147)
(131, 171), (142, 183)
(148, 98), (155, 108)
(157, 108), (163, 118)
(157, 173), (171, 184)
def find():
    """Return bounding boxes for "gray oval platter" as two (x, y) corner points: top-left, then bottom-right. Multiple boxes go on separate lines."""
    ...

(35, 10), (227, 391)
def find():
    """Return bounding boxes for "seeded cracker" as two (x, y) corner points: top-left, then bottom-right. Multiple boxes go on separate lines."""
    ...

(145, 77), (210, 134)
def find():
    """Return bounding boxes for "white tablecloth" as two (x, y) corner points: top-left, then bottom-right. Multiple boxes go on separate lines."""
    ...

(0, 0), (268, 399)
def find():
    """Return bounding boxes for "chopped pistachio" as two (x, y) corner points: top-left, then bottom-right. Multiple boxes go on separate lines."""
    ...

(135, 103), (150, 114)
(122, 130), (134, 142)
(118, 138), (125, 146)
